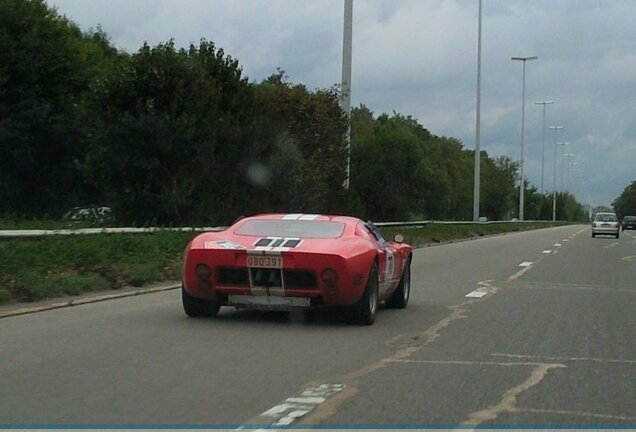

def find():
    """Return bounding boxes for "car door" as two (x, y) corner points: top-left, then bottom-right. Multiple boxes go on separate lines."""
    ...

(362, 222), (401, 298)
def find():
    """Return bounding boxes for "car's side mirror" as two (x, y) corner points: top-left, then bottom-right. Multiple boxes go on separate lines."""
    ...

(393, 234), (404, 243)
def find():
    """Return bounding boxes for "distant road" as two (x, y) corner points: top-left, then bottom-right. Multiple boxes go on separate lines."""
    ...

(2, 225), (635, 426)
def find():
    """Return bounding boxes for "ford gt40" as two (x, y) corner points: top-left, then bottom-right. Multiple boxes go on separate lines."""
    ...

(181, 213), (412, 325)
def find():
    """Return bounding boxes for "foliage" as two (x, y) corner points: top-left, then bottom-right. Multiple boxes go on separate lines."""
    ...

(1, 0), (590, 227)
(0, 231), (194, 303)
(612, 180), (636, 218)
(0, 0), (123, 218)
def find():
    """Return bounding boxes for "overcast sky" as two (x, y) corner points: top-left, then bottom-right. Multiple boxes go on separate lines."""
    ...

(49, 0), (636, 208)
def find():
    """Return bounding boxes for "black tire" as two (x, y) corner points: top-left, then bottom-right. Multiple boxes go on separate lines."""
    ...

(182, 287), (220, 318)
(616, 232), (620, 239)
(350, 263), (379, 325)
(385, 260), (410, 309)
(591, 233), (595, 238)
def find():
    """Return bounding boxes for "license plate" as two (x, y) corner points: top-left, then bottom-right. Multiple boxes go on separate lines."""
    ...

(247, 254), (282, 268)
(229, 295), (310, 310)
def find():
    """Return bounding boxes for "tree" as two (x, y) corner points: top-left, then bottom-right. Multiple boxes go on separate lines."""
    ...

(612, 180), (636, 218)
(0, 0), (121, 217)
(82, 40), (255, 225)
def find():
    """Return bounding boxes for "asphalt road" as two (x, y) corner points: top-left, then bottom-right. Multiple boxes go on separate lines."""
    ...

(1, 225), (635, 426)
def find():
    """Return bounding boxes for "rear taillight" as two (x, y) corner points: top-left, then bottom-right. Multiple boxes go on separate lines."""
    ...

(592, 223), (596, 227)
(321, 268), (338, 293)
(195, 263), (211, 280)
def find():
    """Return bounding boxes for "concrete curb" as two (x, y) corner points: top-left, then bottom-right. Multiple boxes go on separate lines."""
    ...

(0, 283), (180, 319)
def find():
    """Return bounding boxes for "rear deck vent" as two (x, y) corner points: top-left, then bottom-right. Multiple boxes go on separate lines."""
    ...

(255, 238), (272, 247)
(283, 239), (301, 248)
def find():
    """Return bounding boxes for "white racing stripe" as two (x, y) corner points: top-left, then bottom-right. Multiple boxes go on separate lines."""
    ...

(281, 213), (320, 220)
(298, 214), (319, 221)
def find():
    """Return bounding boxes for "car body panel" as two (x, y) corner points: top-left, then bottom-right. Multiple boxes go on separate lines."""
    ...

(182, 214), (412, 310)
(591, 212), (620, 236)
(622, 216), (636, 230)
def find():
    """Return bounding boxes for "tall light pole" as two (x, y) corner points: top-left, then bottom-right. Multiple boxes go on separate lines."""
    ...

(560, 141), (570, 193)
(535, 100), (554, 194)
(511, 56), (538, 221)
(559, 141), (570, 193)
(566, 158), (576, 192)
(549, 125), (564, 220)
(341, 0), (353, 189)
(472, 0), (482, 222)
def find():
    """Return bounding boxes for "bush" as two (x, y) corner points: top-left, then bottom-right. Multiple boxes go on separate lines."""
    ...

(59, 273), (109, 295)
(128, 263), (160, 287)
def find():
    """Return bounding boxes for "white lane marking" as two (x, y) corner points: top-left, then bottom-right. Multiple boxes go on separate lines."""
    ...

(252, 384), (344, 427)
(563, 239), (569, 242)
(542, 250), (552, 254)
(604, 242), (619, 249)
(519, 261), (533, 267)
(493, 353), (636, 365)
(465, 287), (488, 298)
(622, 255), (636, 262)
(554, 243), (561, 247)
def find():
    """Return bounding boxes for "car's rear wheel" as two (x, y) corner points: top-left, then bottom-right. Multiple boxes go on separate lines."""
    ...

(591, 232), (596, 238)
(385, 260), (410, 309)
(350, 263), (378, 325)
(616, 232), (620, 239)
(182, 286), (221, 317)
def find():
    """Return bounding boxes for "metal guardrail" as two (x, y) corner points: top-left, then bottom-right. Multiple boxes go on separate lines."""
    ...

(375, 220), (557, 227)
(0, 220), (559, 238)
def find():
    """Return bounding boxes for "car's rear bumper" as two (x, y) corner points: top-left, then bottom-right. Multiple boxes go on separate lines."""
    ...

(592, 227), (619, 235)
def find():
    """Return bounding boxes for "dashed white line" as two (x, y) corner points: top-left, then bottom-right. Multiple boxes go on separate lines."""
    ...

(465, 287), (488, 298)
(518, 261), (533, 267)
(554, 243), (562, 247)
(542, 250), (552, 254)
(604, 242), (619, 249)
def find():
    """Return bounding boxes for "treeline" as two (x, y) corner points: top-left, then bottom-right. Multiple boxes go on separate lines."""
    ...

(1, 0), (588, 225)
(613, 181), (636, 217)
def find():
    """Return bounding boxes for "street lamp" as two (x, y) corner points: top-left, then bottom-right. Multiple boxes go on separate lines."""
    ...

(559, 141), (570, 193)
(472, 0), (483, 222)
(566, 158), (577, 192)
(511, 56), (538, 221)
(341, 0), (353, 189)
(549, 125), (564, 220)
(535, 100), (554, 194)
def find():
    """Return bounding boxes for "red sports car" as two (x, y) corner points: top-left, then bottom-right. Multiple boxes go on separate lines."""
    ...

(181, 213), (412, 325)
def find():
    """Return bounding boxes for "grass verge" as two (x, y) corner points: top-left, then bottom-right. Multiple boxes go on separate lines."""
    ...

(0, 222), (567, 305)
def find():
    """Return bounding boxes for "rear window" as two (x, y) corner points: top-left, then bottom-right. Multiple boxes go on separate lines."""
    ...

(595, 213), (617, 222)
(624, 216), (636, 221)
(235, 220), (345, 238)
